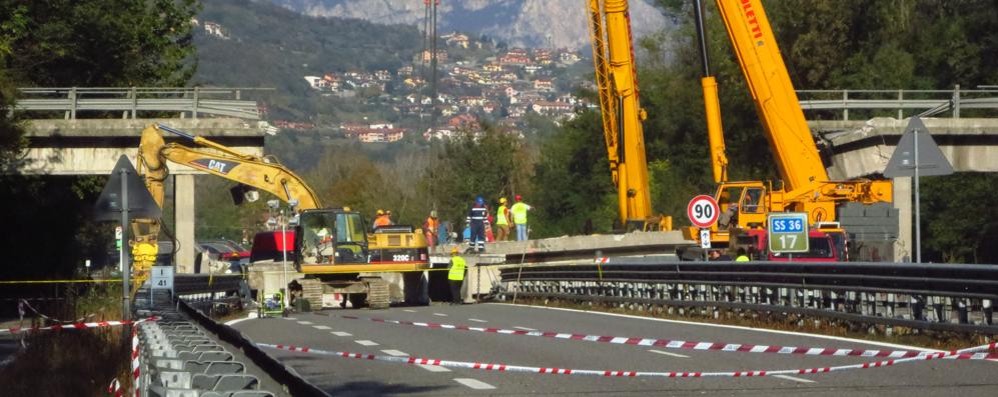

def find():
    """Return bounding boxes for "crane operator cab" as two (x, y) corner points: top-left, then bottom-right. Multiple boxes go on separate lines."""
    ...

(294, 209), (368, 271)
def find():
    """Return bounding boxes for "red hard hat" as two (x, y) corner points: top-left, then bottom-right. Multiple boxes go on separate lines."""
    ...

(515, 194), (522, 201)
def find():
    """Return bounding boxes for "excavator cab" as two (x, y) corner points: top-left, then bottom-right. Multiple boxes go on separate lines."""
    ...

(293, 209), (369, 272)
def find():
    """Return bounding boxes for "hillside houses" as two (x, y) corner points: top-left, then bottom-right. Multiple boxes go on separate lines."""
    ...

(297, 34), (589, 143)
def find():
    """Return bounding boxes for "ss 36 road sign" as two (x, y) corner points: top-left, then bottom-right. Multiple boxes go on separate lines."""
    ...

(767, 212), (809, 253)
(687, 195), (720, 228)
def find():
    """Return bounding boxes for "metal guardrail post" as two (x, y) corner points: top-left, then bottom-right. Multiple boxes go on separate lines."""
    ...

(953, 84), (961, 118)
(68, 87), (77, 119)
(842, 90), (849, 120)
(192, 87), (200, 119)
(129, 86), (137, 119)
(897, 89), (903, 119)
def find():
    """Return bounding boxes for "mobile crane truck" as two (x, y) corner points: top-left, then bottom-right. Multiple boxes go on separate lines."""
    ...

(682, 0), (893, 260)
(133, 123), (439, 309)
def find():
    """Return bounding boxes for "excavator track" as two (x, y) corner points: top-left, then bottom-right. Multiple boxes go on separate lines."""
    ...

(300, 278), (324, 311)
(364, 277), (391, 309)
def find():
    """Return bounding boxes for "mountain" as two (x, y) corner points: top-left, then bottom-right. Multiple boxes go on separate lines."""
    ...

(269, 0), (673, 50)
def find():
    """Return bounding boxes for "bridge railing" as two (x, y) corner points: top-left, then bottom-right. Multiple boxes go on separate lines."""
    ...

(498, 259), (998, 334)
(14, 87), (272, 120)
(797, 85), (998, 120)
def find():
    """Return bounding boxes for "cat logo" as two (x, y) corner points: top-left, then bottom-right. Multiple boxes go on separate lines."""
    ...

(190, 158), (237, 175)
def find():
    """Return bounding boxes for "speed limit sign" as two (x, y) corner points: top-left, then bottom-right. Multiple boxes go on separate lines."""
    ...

(687, 195), (720, 228)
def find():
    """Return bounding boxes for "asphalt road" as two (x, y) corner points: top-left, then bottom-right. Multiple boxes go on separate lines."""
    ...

(231, 303), (998, 396)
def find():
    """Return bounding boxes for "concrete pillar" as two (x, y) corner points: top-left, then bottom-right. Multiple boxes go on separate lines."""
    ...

(893, 177), (912, 262)
(175, 174), (196, 273)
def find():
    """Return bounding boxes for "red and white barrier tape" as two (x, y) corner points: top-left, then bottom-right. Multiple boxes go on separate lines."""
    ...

(343, 315), (998, 360)
(0, 316), (158, 335)
(131, 325), (141, 397)
(259, 341), (995, 378)
(107, 378), (122, 397)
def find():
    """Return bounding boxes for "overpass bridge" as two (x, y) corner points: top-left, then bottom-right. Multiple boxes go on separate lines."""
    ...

(15, 87), (270, 273)
(12, 87), (998, 270)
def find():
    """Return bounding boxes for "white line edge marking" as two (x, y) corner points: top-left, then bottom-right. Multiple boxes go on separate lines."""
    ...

(493, 303), (943, 353)
(454, 378), (495, 389)
(648, 349), (689, 358)
(331, 331), (352, 337)
(224, 311), (258, 326)
(313, 325), (331, 330)
(468, 318), (487, 323)
(419, 364), (452, 372)
(772, 374), (817, 383)
(433, 313), (448, 317)
(355, 340), (379, 346)
(513, 326), (536, 331)
(381, 349), (408, 357)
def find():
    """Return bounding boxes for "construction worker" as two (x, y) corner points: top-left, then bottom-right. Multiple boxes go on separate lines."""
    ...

(735, 247), (750, 262)
(495, 197), (511, 241)
(511, 194), (532, 241)
(423, 210), (439, 248)
(373, 209), (392, 230)
(466, 196), (489, 253)
(448, 246), (466, 304)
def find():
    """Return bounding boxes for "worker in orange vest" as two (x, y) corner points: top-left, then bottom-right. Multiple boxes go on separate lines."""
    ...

(423, 210), (439, 248)
(373, 209), (392, 230)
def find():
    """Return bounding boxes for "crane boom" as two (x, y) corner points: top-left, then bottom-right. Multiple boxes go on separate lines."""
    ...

(587, 0), (653, 227)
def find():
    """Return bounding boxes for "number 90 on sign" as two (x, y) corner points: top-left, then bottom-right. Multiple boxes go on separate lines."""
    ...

(686, 195), (720, 228)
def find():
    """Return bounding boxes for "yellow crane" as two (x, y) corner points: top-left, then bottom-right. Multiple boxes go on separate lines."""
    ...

(688, 0), (893, 248)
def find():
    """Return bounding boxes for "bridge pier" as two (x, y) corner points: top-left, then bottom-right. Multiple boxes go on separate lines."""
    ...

(176, 175), (196, 273)
(893, 177), (913, 262)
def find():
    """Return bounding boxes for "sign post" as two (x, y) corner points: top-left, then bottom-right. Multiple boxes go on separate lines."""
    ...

(150, 265), (175, 306)
(688, 195), (720, 260)
(767, 212), (809, 255)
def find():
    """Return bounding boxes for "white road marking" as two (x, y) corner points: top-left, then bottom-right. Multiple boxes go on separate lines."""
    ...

(283, 317), (297, 320)
(468, 318), (488, 323)
(381, 349), (409, 357)
(454, 378), (495, 390)
(419, 364), (452, 372)
(296, 321), (314, 325)
(433, 313), (448, 317)
(313, 325), (331, 330)
(513, 326), (536, 331)
(648, 349), (689, 358)
(773, 374), (817, 384)
(403, 309), (416, 313)
(224, 311), (258, 326)
(355, 340), (379, 346)
(331, 331), (352, 337)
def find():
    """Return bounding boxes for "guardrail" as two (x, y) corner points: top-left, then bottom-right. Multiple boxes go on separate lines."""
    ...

(797, 86), (998, 120)
(14, 87), (270, 120)
(498, 259), (998, 334)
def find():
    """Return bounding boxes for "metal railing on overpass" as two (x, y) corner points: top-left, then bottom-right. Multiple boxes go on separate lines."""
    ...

(14, 87), (271, 120)
(498, 259), (998, 334)
(797, 85), (998, 120)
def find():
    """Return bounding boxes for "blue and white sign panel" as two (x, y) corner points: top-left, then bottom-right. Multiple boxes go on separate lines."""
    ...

(767, 212), (809, 253)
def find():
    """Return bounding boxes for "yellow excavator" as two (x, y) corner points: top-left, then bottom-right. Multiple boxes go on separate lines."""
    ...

(132, 123), (435, 308)
(586, 0), (672, 231)
(684, 0), (893, 251)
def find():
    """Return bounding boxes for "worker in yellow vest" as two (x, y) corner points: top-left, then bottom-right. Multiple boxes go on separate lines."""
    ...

(510, 194), (532, 241)
(448, 246), (466, 304)
(495, 197), (511, 241)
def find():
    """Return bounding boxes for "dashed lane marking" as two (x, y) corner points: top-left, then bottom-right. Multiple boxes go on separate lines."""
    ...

(513, 326), (536, 331)
(283, 317), (297, 320)
(433, 313), (448, 317)
(649, 349), (689, 358)
(331, 331), (352, 337)
(454, 378), (496, 390)
(773, 374), (817, 384)
(313, 325), (331, 330)
(468, 318), (487, 323)
(355, 340), (380, 346)
(382, 349), (408, 357)
(419, 364), (452, 372)
(297, 321), (314, 325)
(403, 309), (416, 313)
